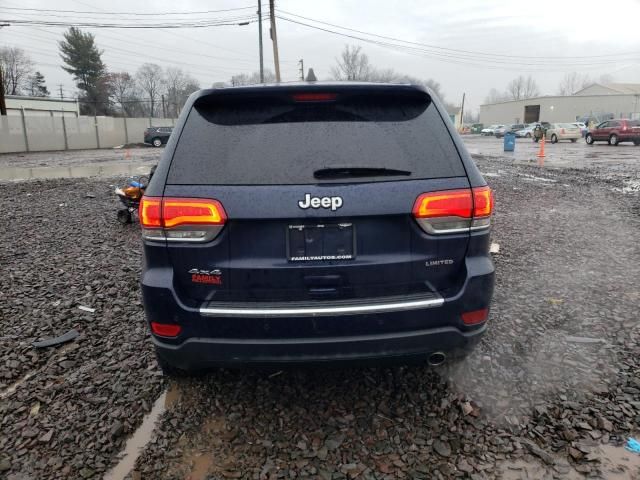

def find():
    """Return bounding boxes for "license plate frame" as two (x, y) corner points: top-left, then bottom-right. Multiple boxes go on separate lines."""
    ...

(287, 223), (356, 262)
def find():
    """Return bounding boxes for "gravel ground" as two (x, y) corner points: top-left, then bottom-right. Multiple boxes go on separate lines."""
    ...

(1, 145), (639, 479)
(0, 178), (164, 479)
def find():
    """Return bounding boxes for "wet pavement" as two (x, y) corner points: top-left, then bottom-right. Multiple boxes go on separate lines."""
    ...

(1, 141), (639, 479)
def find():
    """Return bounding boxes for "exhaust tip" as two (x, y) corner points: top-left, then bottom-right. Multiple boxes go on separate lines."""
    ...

(428, 352), (446, 366)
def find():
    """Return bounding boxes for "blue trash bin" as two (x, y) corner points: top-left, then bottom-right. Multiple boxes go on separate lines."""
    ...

(503, 132), (516, 152)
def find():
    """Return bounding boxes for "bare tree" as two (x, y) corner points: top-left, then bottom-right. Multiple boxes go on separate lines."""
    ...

(164, 67), (200, 116)
(507, 75), (539, 100)
(136, 63), (164, 117)
(557, 72), (591, 95)
(484, 88), (508, 104)
(230, 69), (275, 86)
(109, 72), (139, 116)
(0, 47), (34, 95)
(523, 75), (540, 98)
(331, 45), (371, 81)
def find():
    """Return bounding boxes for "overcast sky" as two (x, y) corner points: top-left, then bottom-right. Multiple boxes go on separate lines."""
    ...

(2, 0), (640, 112)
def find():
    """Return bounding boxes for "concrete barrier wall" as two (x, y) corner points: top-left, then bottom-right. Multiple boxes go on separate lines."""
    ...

(0, 116), (28, 153)
(0, 113), (177, 154)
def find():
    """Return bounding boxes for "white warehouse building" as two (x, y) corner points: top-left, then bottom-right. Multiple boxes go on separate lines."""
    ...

(480, 83), (640, 125)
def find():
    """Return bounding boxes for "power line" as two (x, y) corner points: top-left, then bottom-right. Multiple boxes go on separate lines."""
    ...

(0, 5), (256, 16)
(277, 9), (640, 62)
(1, 17), (264, 29)
(275, 14), (640, 70)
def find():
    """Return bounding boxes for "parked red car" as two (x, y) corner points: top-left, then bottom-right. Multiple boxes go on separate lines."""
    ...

(585, 119), (640, 146)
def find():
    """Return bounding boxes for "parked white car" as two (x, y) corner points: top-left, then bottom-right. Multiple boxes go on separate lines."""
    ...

(481, 124), (504, 136)
(515, 124), (536, 138)
(545, 123), (581, 143)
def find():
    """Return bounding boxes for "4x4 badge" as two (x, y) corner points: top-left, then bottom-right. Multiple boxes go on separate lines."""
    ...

(298, 194), (343, 211)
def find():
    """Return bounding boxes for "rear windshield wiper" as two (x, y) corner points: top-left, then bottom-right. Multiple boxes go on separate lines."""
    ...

(313, 167), (411, 179)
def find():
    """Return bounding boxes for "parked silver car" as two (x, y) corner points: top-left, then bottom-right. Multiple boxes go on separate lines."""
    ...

(545, 123), (581, 143)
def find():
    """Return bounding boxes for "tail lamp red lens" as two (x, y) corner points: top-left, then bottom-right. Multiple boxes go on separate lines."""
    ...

(413, 189), (473, 219)
(461, 308), (489, 325)
(139, 197), (227, 242)
(150, 322), (182, 337)
(412, 186), (493, 234)
(292, 92), (337, 102)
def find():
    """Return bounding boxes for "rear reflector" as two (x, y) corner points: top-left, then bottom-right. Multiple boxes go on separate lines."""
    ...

(150, 322), (182, 337)
(292, 92), (337, 102)
(461, 308), (489, 325)
(412, 186), (493, 234)
(139, 197), (227, 242)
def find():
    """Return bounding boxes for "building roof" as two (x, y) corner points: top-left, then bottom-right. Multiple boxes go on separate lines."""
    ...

(573, 83), (640, 95)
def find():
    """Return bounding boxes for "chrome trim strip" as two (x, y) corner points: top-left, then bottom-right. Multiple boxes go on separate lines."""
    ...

(200, 295), (444, 318)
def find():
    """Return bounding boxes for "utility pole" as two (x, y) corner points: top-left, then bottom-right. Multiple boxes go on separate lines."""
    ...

(0, 65), (7, 116)
(58, 85), (64, 100)
(460, 92), (466, 131)
(269, 0), (281, 82)
(298, 59), (304, 81)
(161, 94), (166, 118)
(258, 0), (264, 83)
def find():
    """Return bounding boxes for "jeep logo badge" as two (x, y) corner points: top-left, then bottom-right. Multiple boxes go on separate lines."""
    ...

(298, 193), (343, 211)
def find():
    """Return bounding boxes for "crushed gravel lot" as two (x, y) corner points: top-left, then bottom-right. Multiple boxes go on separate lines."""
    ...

(1, 141), (639, 479)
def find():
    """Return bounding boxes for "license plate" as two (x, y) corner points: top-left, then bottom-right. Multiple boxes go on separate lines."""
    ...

(287, 223), (355, 262)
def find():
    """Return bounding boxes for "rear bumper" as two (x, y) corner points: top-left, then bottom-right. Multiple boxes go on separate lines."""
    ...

(143, 256), (494, 369)
(153, 324), (486, 367)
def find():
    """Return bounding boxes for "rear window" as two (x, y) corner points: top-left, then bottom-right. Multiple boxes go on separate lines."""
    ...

(628, 120), (640, 126)
(167, 90), (465, 185)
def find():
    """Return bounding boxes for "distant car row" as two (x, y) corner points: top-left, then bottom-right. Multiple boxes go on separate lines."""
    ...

(480, 120), (640, 145)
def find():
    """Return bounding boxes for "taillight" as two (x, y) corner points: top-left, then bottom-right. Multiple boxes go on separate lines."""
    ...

(150, 322), (181, 337)
(139, 196), (227, 242)
(412, 186), (493, 234)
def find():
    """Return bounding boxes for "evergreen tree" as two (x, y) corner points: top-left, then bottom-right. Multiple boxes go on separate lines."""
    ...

(59, 27), (111, 114)
(28, 71), (50, 97)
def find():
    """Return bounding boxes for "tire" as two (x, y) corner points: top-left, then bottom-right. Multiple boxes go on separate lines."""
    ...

(571, 139), (577, 143)
(634, 140), (640, 146)
(551, 134), (558, 144)
(152, 137), (162, 147)
(585, 134), (594, 145)
(117, 209), (132, 224)
(609, 134), (619, 146)
(525, 133), (531, 138)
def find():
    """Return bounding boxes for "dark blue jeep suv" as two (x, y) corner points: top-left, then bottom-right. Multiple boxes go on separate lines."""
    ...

(139, 83), (494, 374)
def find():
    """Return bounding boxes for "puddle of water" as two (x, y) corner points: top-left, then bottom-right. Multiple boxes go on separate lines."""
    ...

(185, 452), (214, 480)
(0, 162), (154, 182)
(499, 442), (640, 479)
(103, 383), (179, 480)
(599, 443), (640, 479)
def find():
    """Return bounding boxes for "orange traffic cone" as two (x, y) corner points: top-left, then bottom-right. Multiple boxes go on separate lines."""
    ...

(537, 135), (545, 158)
